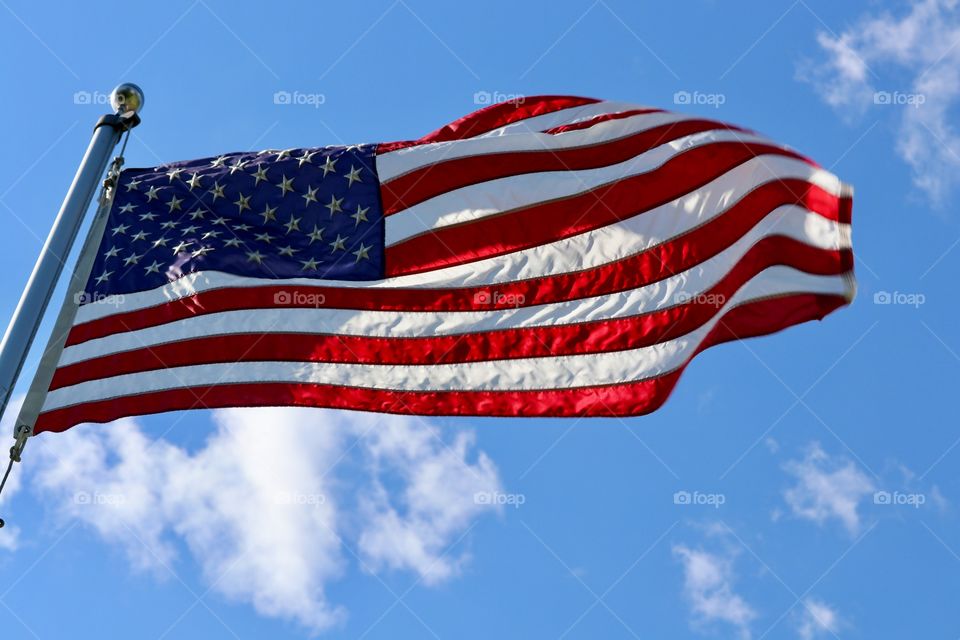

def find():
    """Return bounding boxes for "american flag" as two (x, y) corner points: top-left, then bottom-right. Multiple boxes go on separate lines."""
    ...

(31, 95), (855, 433)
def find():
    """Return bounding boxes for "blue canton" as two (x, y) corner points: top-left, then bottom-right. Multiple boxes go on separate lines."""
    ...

(84, 144), (383, 300)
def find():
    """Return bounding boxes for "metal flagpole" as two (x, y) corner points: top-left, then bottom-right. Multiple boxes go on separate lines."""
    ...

(0, 83), (145, 528)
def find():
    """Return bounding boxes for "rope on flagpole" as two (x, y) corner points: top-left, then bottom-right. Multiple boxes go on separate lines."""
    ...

(0, 137), (130, 529)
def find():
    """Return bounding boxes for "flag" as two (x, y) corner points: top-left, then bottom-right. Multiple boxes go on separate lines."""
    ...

(31, 95), (855, 433)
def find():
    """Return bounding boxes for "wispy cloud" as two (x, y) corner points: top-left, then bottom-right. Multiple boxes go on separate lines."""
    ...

(781, 442), (875, 536)
(27, 408), (502, 633)
(800, 0), (960, 206)
(672, 543), (757, 639)
(796, 597), (841, 640)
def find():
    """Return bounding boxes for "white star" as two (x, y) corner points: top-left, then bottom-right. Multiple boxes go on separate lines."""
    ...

(131, 230), (150, 242)
(254, 232), (274, 244)
(344, 165), (363, 187)
(152, 237), (170, 249)
(181, 224), (200, 235)
(228, 159), (247, 174)
(123, 252), (142, 266)
(234, 193), (252, 214)
(166, 167), (184, 182)
(192, 245), (214, 257)
(124, 178), (141, 192)
(111, 223), (129, 235)
(246, 250), (265, 264)
(321, 155), (337, 177)
(352, 242), (372, 262)
(306, 226), (324, 243)
(188, 209), (205, 220)
(139, 212), (158, 222)
(234, 223), (252, 232)
(207, 181), (225, 201)
(329, 234), (347, 252)
(187, 173), (203, 190)
(144, 260), (162, 275)
(202, 230), (222, 240)
(211, 216), (228, 226)
(223, 237), (242, 248)
(118, 202), (137, 214)
(145, 186), (162, 202)
(300, 257), (320, 271)
(94, 270), (113, 285)
(351, 205), (370, 226)
(274, 149), (293, 161)
(258, 205), (278, 223)
(103, 246), (121, 259)
(252, 164), (269, 185)
(276, 175), (295, 196)
(278, 245), (298, 257)
(172, 241), (193, 254)
(284, 215), (302, 234)
(302, 186), (319, 206)
(211, 155), (228, 168)
(160, 220), (179, 230)
(166, 195), (184, 213)
(297, 149), (317, 167)
(325, 194), (344, 216)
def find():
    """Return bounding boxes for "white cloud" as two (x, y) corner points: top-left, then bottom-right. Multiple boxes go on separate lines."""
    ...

(796, 597), (841, 640)
(0, 395), (25, 552)
(782, 443), (875, 536)
(28, 407), (502, 634)
(673, 544), (757, 639)
(802, 0), (960, 205)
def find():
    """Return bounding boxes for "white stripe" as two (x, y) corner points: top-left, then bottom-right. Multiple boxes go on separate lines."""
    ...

(474, 101), (647, 137)
(44, 269), (851, 412)
(384, 130), (785, 247)
(377, 108), (695, 183)
(60, 210), (849, 366)
(74, 157), (844, 324)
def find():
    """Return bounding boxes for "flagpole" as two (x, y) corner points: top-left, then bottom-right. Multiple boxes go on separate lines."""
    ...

(0, 84), (144, 527)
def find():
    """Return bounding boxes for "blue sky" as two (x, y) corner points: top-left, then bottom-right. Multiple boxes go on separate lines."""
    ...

(0, 1), (958, 638)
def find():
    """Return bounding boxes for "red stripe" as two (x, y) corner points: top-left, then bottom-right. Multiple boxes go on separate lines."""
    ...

(376, 96), (601, 154)
(66, 181), (848, 347)
(385, 142), (809, 276)
(541, 108), (663, 135)
(50, 238), (849, 389)
(380, 119), (744, 216)
(35, 292), (848, 433)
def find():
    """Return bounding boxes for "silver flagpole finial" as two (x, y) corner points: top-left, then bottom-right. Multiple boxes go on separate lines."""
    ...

(110, 83), (145, 116)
